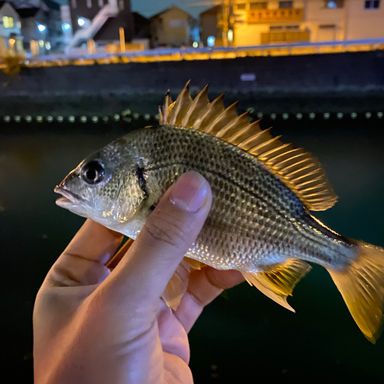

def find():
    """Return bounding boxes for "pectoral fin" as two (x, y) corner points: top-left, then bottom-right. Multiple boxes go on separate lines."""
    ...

(243, 259), (311, 312)
(184, 257), (205, 270)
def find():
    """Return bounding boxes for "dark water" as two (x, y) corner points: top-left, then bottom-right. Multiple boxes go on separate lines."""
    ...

(1, 116), (384, 381)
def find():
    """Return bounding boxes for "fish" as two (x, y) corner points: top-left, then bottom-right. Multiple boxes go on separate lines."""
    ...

(55, 82), (384, 343)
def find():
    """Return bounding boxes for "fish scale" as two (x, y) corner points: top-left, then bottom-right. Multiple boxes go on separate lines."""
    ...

(112, 125), (352, 271)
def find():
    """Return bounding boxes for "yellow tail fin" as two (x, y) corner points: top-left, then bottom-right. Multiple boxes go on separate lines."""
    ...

(328, 242), (384, 343)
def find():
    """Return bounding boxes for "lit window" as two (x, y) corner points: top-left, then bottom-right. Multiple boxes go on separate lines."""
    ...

(365, 0), (380, 9)
(250, 2), (267, 10)
(325, 0), (344, 8)
(279, 1), (293, 9)
(2, 16), (14, 29)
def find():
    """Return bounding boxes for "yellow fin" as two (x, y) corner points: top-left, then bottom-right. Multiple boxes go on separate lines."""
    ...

(242, 259), (311, 313)
(162, 257), (205, 309)
(162, 259), (191, 310)
(161, 83), (337, 211)
(184, 257), (205, 270)
(328, 242), (384, 343)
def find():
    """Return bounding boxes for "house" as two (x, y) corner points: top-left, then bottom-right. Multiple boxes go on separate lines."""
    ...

(0, 1), (22, 54)
(16, 4), (49, 53)
(149, 6), (195, 48)
(68, 0), (133, 49)
(199, 0), (384, 47)
(132, 11), (150, 39)
(200, 5), (223, 47)
(1, 1), (66, 55)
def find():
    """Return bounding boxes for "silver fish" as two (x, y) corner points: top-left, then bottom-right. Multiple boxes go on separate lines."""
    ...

(55, 83), (384, 343)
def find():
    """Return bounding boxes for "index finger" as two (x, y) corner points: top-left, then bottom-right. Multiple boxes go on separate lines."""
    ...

(46, 219), (123, 287)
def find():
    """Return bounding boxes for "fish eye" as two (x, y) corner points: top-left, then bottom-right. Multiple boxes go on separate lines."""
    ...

(81, 160), (105, 185)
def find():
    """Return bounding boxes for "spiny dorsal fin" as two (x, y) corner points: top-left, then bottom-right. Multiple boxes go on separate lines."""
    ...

(243, 259), (312, 312)
(161, 83), (337, 211)
(159, 90), (173, 125)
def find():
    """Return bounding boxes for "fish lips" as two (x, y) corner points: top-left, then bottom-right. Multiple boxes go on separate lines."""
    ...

(54, 185), (84, 209)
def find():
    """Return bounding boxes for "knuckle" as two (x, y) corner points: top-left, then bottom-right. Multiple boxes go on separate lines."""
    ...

(143, 210), (190, 248)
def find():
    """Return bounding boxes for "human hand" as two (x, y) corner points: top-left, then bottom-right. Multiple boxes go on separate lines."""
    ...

(33, 172), (243, 384)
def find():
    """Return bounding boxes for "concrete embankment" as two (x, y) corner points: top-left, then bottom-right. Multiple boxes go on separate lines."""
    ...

(0, 51), (383, 117)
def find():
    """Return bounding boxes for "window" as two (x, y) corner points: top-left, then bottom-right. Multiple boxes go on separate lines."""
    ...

(2, 16), (14, 29)
(319, 24), (336, 28)
(325, 0), (344, 8)
(236, 3), (246, 10)
(250, 1), (267, 10)
(365, 0), (380, 9)
(270, 24), (299, 31)
(279, 1), (293, 8)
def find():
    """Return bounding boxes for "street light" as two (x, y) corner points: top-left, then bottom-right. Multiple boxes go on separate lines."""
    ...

(37, 23), (46, 32)
(78, 17), (87, 27)
(207, 36), (215, 47)
(62, 23), (71, 32)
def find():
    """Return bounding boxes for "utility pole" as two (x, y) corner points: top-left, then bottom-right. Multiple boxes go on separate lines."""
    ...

(219, 0), (233, 47)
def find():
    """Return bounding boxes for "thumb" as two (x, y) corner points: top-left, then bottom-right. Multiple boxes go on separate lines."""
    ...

(102, 171), (212, 308)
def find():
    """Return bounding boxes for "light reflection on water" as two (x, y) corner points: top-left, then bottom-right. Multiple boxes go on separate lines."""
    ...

(1, 118), (384, 381)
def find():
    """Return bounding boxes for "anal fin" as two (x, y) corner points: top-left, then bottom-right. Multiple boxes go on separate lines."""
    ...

(243, 259), (311, 312)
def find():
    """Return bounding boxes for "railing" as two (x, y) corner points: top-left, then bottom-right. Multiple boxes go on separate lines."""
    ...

(248, 8), (304, 24)
(67, 0), (119, 49)
(261, 30), (310, 44)
(1, 39), (383, 71)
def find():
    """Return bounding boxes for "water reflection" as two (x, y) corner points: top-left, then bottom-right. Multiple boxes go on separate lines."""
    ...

(1, 118), (384, 381)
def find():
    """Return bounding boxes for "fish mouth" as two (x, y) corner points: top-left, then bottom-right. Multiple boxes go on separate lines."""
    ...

(54, 185), (84, 207)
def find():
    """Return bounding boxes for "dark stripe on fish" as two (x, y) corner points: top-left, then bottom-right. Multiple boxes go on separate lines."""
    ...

(136, 165), (149, 199)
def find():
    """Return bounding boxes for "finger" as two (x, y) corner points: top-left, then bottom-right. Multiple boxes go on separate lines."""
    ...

(47, 220), (123, 287)
(103, 171), (212, 309)
(175, 267), (244, 332)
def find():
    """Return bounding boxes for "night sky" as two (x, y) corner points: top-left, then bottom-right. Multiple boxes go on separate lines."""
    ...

(131, 0), (210, 17)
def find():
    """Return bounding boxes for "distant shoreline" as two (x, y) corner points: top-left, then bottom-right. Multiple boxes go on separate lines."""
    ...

(1, 51), (383, 117)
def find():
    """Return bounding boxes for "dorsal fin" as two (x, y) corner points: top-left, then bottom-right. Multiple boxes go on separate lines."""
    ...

(160, 83), (337, 211)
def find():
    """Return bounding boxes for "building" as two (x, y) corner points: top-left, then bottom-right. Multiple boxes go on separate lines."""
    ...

(132, 11), (150, 39)
(0, 2), (22, 54)
(200, 0), (384, 47)
(0, 1), (67, 55)
(68, 0), (133, 49)
(16, 4), (51, 54)
(149, 6), (195, 47)
(200, 5), (222, 46)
